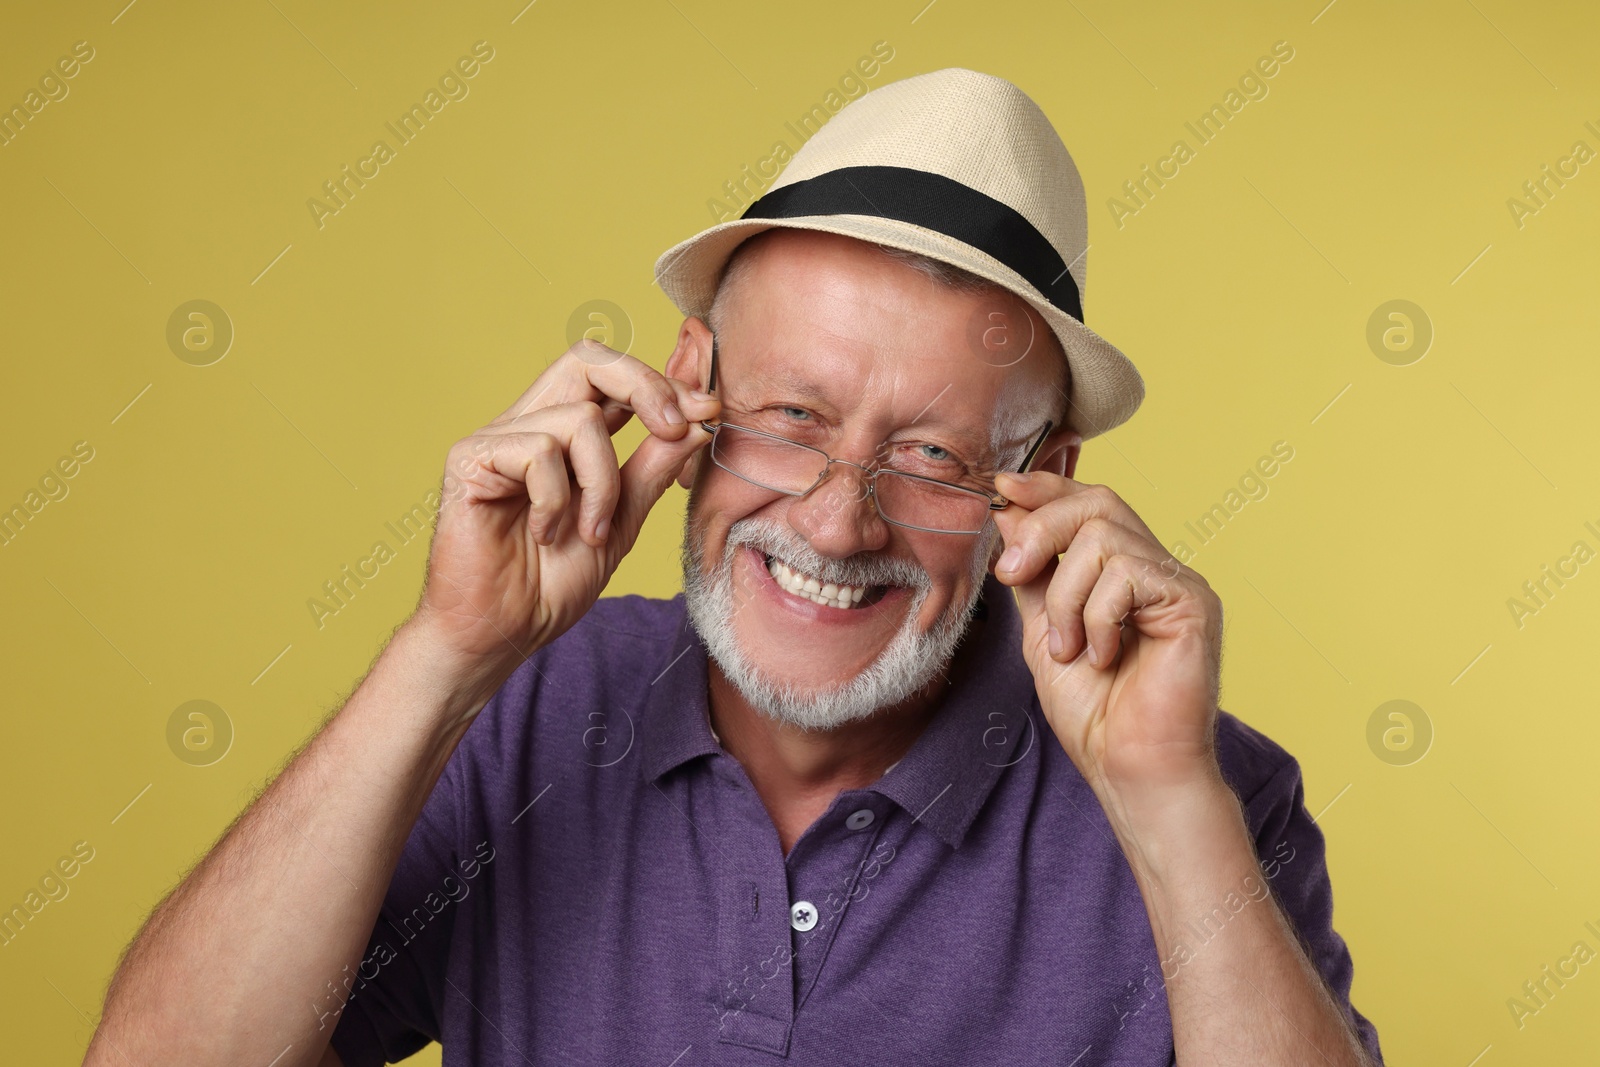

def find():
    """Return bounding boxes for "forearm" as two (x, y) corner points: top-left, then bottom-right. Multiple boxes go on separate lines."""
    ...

(87, 618), (498, 1067)
(1109, 779), (1371, 1066)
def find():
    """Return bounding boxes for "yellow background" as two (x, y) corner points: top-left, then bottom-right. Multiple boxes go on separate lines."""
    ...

(2, 0), (1596, 1062)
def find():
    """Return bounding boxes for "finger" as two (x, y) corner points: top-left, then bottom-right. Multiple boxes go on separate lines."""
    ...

(990, 504), (1052, 639)
(1081, 554), (1190, 668)
(512, 433), (570, 546)
(608, 419), (714, 560)
(474, 402), (617, 543)
(579, 356), (724, 439)
(995, 471), (1163, 546)
(569, 407), (621, 546)
(489, 340), (628, 424)
(593, 376), (718, 435)
(497, 353), (720, 442)
(477, 386), (716, 548)
(992, 484), (1167, 589)
(1043, 517), (1167, 664)
(991, 484), (1092, 586)
(491, 344), (699, 442)
(485, 379), (718, 442)
(662, 376), (720, 429)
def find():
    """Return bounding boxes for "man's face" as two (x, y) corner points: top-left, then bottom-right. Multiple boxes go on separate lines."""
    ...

(674, 229), (1067, 730)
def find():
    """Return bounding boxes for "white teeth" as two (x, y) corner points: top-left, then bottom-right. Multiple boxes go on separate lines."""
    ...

(763, 552), (874, 609)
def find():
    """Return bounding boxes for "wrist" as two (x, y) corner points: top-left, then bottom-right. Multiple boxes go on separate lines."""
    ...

(1101, 773), (1255, 887)
(382, 613), (525, 743)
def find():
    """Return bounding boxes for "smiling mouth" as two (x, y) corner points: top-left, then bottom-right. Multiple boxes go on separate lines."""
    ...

(760, 551), (894, 610)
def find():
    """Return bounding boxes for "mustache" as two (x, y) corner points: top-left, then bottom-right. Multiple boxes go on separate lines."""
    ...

(722, 517), (930, 591)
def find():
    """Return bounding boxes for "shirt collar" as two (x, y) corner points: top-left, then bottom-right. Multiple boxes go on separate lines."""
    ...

(867, 576), (1037, 849)
(638, 608), (722, 784)
(640, 575), (1038, 850)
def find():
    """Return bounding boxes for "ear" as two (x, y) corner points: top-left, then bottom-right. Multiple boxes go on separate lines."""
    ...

(665, 316), (714, 392)
(1031, 428), (1083, 480)
(665, 317), (715, 490)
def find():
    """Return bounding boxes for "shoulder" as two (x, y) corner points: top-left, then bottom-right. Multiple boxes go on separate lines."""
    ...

(455, 593), (688, 763)
(1214, 709), (1304, 812)
(559, 592), (690, 647)
(503, 591), (686, 704)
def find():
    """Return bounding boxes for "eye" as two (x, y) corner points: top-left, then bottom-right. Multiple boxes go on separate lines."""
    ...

(891, 441), (969, 476)
(778, 406), (812, 421)
(896, 441), (958, 465)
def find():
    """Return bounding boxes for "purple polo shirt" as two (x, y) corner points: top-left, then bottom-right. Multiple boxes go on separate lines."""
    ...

(329, 576), (1383, 1065)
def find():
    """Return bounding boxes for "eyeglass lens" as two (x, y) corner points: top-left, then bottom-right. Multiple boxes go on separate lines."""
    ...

(708, 423), (991, 534)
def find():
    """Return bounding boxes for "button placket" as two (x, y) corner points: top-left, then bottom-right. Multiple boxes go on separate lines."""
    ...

(785, 799), (891, 1015)
(711, 762), (797, 1055)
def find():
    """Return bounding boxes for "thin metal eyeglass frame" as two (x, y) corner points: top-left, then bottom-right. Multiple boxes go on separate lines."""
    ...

(696, 335), (1054, 535)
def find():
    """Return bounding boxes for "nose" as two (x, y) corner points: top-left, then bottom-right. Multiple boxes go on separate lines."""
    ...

(786, 459), (890, 558)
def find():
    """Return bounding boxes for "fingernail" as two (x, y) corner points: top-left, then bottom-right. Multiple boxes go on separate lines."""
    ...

(1048, 626), (1063, 657)
(689, 390), (714, 402)
(998, 546), (1023, 573)
(663, 403), (685, 425)
(594, 517), (609, 541)
(1008, 471), (1033, 482)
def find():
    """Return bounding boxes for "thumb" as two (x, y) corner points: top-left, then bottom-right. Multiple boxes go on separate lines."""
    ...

(608, 423), (712, 557)
(992, 506), (1054, 633)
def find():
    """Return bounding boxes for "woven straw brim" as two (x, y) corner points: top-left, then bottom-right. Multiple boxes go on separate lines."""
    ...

(654, 214), (1145, 441)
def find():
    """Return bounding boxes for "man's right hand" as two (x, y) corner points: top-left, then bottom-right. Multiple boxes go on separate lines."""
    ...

(412, 339), (718, 696)
(84, 336), (719, 1067)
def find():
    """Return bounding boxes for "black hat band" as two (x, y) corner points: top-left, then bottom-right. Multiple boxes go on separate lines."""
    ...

(739, 165), (1084, 323)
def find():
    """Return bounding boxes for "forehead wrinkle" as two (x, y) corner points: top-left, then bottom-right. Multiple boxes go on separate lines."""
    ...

(741, 366), (837, 406)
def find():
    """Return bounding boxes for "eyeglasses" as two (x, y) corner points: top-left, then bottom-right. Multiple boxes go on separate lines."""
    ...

(697, 335), (1052, 535)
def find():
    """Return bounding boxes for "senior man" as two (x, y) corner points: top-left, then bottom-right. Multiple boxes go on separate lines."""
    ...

(89, 69), (1382, 1066)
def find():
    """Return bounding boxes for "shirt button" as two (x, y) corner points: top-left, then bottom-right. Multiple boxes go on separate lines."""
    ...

(845, 808), (875, 830)
(790, 901), (818, 932)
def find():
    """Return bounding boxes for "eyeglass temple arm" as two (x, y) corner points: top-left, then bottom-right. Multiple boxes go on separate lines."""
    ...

(696, 337), (724, 432)
(1015, 420), (1053, 473)
(988, 420), (1054, 510)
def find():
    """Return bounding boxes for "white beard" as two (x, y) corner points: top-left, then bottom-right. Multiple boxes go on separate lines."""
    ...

(680, 508), (998, 732)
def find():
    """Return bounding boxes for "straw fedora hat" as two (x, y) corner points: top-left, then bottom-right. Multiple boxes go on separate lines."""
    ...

(653, 66), (1144, 441)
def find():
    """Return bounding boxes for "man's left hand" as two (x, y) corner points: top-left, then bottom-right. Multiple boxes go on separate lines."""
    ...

(990, 471), (1226, 827)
